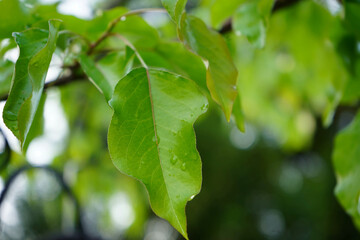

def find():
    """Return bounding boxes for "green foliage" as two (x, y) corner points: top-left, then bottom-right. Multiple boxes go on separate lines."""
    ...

(3, 20), (60, 148)
(333, 112), (360, 229)
(179, 14), (238, 121)
(0, 0), (360, 239)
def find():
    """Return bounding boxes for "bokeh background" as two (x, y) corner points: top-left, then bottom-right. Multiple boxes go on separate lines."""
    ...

(0, 0), (360, 239)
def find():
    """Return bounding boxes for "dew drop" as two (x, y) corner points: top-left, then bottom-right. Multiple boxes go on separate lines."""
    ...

(189, 195), (195, 200)
(152, 136), (156, 142)
(120, 16), (126, 21)
(181, 162), (186, 171)
(201, 103), (208, 111)
(170, 155), (178, 165)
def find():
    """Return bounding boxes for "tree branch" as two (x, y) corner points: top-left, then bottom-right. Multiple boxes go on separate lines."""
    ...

(0, 72), (85, 102)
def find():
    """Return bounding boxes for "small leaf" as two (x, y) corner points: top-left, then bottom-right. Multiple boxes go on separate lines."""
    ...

(79, 54), (114, 101)
(179, 14), (238, 121)
(139, 41), (207, 91)
(161, 0), (187, 24)
(108, 68), (207, 239)
(233, 1), (267, 49)
(333, 111), (360, 229)
(3, 20), (61, 148)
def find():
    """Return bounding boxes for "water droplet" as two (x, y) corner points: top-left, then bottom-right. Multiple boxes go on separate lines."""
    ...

(235, 30), (242, 36)
(120, 16), (126, 21)
(181, 162), (186, 171)
(232, 85), (237, 90)
(189, 195), (195, 200)
(152, 136), (156, 142)
(170, 155), (178, 165)
(201, 103), (208, 111)
(190, 113), (194, 118)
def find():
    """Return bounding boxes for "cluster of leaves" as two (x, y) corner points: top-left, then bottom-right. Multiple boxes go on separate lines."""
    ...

(1, 0), (360, 238)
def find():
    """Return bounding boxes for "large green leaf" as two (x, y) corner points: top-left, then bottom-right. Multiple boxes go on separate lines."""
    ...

(108, 68), (208, 239)
(179, 14), (238, 121)
(3, 20), (61, 148)
(333, 112), (360, 229)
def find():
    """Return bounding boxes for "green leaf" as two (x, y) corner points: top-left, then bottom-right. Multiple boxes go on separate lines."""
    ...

(139, 41), (207, 91)
(0, 60), (14, 97)
(161, 0), (187, 24)
(344, 0), (360, 37)
(210, 0), (246, 28)
(233, 1), (267, 49)
(3, 20), (61, 148)
(0, 0), (30, 39)
(233, 95), (245, 132)
(22, 93), (47, 152)
(79, 54), (114, 101)
(333, 111), (360, 229)
(179, 14), (238, 121)
(108, 68), (208, 239)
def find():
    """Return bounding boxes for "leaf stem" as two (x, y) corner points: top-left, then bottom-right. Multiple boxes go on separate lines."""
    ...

(111, 33), (148, 69)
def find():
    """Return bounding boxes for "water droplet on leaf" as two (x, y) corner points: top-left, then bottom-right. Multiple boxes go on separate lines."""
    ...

(201, 103), (208, 111)
(181, 162), (186, 171)
(189, 195), (195, 200)
(121, 16), (126, 21)
(170, 155), (178, 165)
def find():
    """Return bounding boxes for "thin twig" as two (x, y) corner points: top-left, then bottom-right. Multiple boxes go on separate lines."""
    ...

(88, 8), (167, 54)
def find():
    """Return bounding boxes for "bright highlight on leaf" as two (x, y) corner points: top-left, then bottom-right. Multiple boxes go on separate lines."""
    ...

(3, 20), (61, 149)
(108, 68), (207, 239)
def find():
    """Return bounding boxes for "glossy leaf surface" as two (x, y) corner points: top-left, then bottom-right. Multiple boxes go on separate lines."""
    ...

(180, 14), (238, 121)
(3, 20), (61, 147)
(108, 68), (207, 239)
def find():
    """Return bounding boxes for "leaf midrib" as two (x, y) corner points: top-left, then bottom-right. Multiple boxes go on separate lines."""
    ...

(145, 68), (185, 235)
